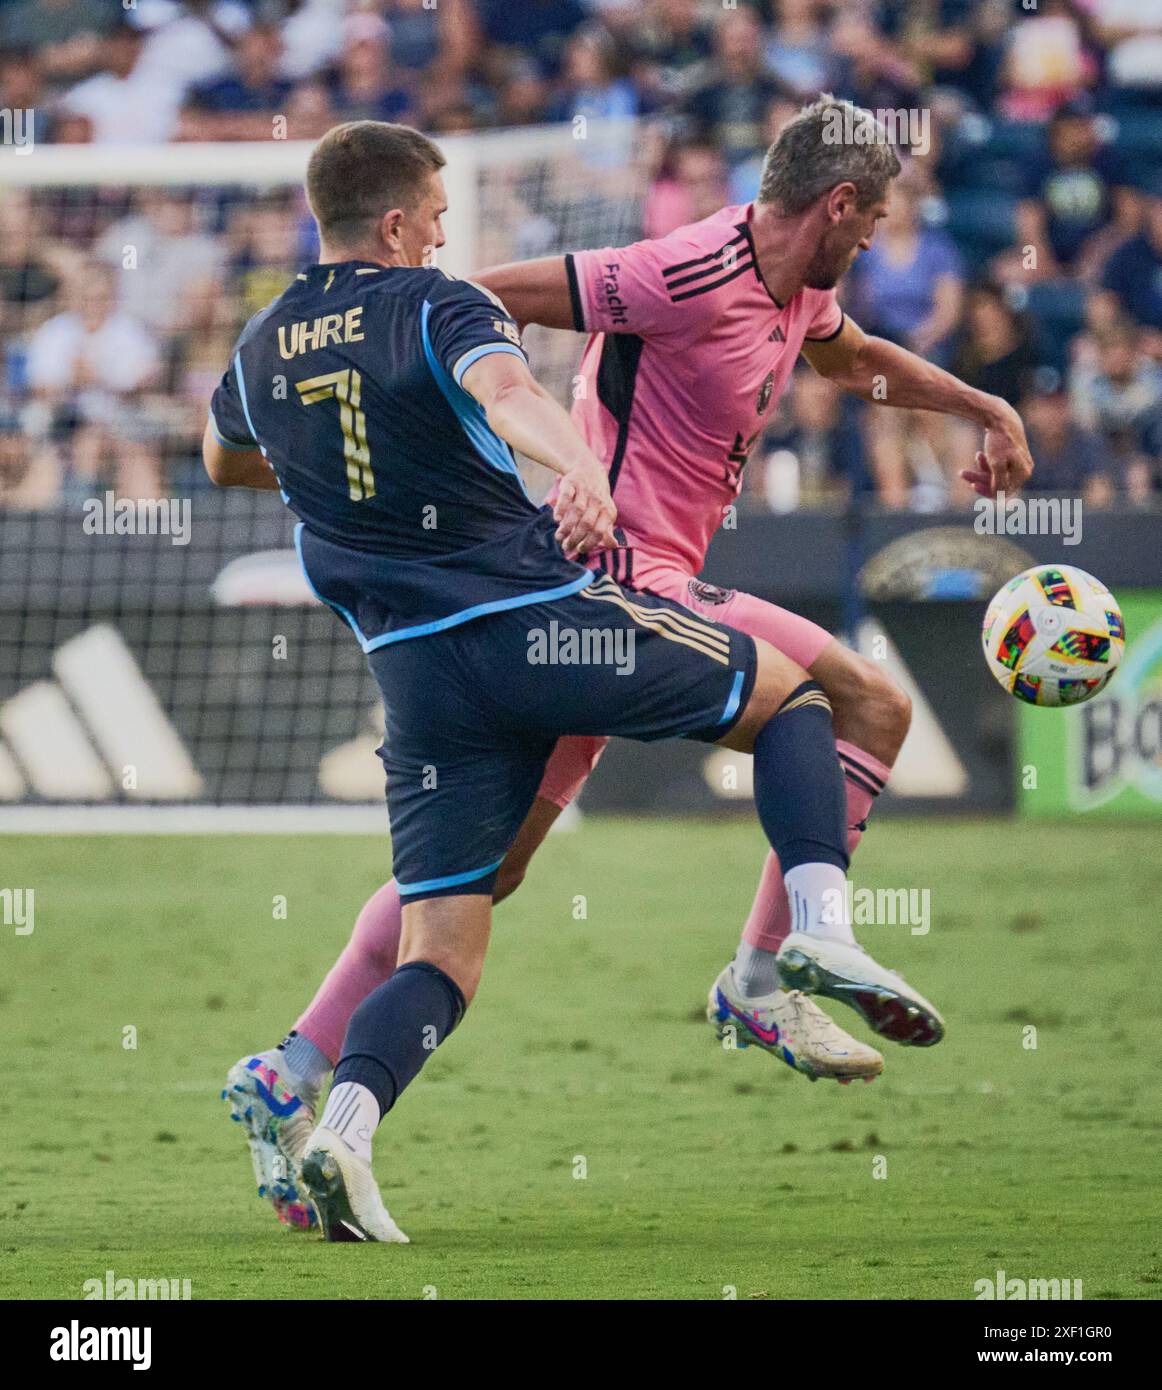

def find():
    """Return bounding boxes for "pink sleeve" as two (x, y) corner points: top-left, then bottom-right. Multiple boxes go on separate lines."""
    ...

(566, 239), (691, 338)
(803, 289), (844, 342)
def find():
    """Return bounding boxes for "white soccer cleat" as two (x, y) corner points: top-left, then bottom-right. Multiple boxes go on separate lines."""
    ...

(223, 1050), (319, 1231)
(299, 1126), (410, 1244)
(776, 932), (944, 1047)
(707, 966), (883, 1083)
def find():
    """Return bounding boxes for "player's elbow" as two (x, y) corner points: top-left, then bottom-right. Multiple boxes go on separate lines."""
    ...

(203, 446), (233, 487)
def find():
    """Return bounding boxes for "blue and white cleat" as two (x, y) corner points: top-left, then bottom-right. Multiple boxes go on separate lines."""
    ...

(223, 1051), (319, 1231)
(707, 966), (883, 1083)
(300, 1126), (409, 1243)
(776, 932), (944, 1047)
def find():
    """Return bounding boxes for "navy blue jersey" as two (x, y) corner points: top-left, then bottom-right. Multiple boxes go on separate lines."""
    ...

(209, 262), (591, 648)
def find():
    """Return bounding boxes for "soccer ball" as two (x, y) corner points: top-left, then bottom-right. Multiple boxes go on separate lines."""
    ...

(981, 564), (1125, 706)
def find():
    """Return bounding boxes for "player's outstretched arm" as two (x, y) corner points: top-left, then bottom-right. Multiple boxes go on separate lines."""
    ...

(802, 315), (1034, 499)
(201, 420), (281, 490)
(473, 257), (576, 332)
(460, 350), (617, 559)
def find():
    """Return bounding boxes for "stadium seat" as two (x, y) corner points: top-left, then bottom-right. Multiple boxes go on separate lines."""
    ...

(979, 119), (1046, 165)
(944, 190), (1020, 266)
(1109, 112), (1162, 162)
(1024, 280), (1088, 371)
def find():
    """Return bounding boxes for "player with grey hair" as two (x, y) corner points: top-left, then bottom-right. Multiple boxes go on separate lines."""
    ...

(232, 99), (1034, 1236)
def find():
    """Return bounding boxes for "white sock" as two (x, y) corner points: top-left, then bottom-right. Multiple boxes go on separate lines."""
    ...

(784, 863), (855, 946)
(319, 1081), (378, 1162)
(731, 941), (781, 998)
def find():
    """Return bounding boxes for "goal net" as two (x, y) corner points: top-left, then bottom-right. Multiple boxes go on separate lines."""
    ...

(0, 124), (646, 825)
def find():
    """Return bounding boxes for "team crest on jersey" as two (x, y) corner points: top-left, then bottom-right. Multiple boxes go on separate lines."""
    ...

(756, 370), (775, 414)
(688, 579), (734, 608)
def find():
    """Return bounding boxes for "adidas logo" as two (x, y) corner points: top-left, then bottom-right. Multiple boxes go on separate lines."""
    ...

(768, 326), (785, 342)
(0, 625), (203, 802)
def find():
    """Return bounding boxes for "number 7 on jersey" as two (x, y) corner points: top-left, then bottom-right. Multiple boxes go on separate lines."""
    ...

(296, 368), (375, 501)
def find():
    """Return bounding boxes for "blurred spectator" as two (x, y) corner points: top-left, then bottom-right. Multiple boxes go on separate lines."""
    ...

(181, 24), (295, 141)
(94, 191), (223, 335)
(382, 0), (474, 80)
(227, 195), (304, 319)
(24, 264), (163, 501)
(1071, 320), (1162, 490)
(643, 139), (728, 239)
(827, 8), (923, 114)
(1085, 0), (1162, 93)
(1010, 101), (1132, 278)
(0, 0), (115, 81)
(1099, 175), (1162, 337)
(327, 12), (416, 123)
(953, 283), (1039, 407)
(765, 0), (831, 100)
(473, 0), (587, 79)
(850, 162), (966, 507)
(0, 49), (52, 147)
(629, 0), (713, 109)
(59, 21), (184, 145)
(750, 367), (870, 512)
(684, 6), (790, 170)
(277, 0), (343, 81)
(130, 0), (250, 99)
(549, 25), (640, 124)
(728, 93), (799, 204)
(1022, 367), (1114, 503)
(998, 0), (1095, 120)
(0, 193), (78, 350)
(950, 281), (1039, 485)
(848, 162), (965, 365)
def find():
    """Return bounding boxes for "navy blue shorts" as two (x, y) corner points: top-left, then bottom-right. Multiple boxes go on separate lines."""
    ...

(367, 573), (757, 900)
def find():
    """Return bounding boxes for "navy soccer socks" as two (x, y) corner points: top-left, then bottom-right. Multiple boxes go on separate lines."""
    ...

(751, 680), (853, 942)
(323, 960), (466, 1142)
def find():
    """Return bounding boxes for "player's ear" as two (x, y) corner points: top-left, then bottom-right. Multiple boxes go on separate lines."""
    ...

(378, 206), (406, 252)
(826, 182), (858, 224)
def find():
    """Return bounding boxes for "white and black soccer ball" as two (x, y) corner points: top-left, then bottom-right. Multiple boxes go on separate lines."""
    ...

(981, 564), (1125, 707)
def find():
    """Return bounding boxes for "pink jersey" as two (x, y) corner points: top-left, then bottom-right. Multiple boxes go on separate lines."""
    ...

(565, 203), (843, 573)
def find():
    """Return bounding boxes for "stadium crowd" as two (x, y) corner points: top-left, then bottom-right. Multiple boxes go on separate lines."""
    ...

(1, 0), (1161, 511)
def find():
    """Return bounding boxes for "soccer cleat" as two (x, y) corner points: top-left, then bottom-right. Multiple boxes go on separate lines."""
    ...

(300, 1126), (410, 1243)
(223, 1051), (319, 1231)
(775, 932), (944, 1046)
(707, 966), (883, 1082)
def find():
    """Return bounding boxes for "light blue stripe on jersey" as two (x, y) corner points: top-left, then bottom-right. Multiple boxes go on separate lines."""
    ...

(719, 669), (745, 724)
(420, 301), (529, 493)
(228, 357), (287, 499)
(293, 521), (596, 653)
(397, 856), (505, 896)
(207, 410), (256, 450)
(232, 351), (263, 452)
(452, 341), (525, 386)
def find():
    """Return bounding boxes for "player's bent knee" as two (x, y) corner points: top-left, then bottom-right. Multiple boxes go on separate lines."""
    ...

(813, 646), (911, 750)
(399, 893), (492, 1003)
(718, 639), (813, 752)
(852, 658), (911, 745)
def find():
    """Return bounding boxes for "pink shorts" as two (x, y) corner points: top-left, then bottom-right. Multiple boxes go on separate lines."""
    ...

(536, 551), (834, 809)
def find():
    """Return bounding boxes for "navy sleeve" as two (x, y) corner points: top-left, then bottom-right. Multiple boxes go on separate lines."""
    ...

(208, 357), (257, 449)
(425, 279), (527, 388)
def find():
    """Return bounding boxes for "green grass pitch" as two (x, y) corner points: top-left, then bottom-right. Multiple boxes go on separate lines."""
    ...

(3, 818), (1160, 1300)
